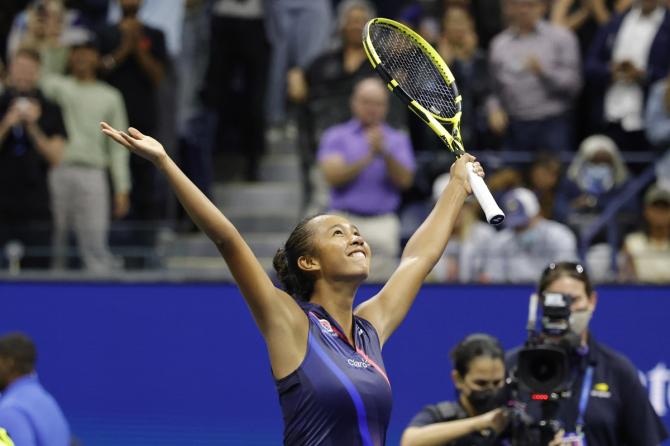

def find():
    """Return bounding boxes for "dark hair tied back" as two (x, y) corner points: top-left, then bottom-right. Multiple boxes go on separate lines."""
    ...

(272, 215), (320, 302)
(450, 333), (504, 377)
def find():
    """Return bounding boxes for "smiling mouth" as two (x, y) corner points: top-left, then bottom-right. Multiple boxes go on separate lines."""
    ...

(348, 251), (366, 259)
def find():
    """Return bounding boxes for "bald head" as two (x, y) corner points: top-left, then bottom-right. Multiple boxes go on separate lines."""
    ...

(351, 77), (389, 126)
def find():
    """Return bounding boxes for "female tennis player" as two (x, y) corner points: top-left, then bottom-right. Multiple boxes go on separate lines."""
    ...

(101, 122), (484, 446)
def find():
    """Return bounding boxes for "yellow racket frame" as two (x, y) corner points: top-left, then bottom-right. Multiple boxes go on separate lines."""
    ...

(363, 17), (465, 154)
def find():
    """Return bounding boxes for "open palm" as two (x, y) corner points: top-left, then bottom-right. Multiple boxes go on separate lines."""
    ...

(100, 122), (167, 164)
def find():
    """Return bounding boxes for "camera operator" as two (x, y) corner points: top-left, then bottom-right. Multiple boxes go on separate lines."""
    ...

(401, 334), (563, 446)
(0, 47), (66, 269)
(507, 262), (668, 445)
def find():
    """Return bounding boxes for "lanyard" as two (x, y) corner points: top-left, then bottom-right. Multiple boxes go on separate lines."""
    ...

(576, 365), (594, 434)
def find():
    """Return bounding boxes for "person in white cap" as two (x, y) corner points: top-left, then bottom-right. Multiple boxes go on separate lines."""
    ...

(481, 187), (577, 283)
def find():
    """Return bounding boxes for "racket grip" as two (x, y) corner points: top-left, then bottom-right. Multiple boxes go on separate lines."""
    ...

(466, 162), (505, 225)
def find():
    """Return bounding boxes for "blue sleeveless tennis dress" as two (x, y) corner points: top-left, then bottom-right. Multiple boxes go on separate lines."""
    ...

(276, 302), (393, 446)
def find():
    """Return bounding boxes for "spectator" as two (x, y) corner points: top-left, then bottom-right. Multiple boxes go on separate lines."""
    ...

(41, 37), (130, 272)
(289, 0), (377, 149)
(551, 0), (632, 55)
(6, 0), (89, 75)
(585, 0), (670, 151)
(481, 187), (578, 283)
(265, 0), (333, 126)
(317, 77), (416, 280)
(554, 134), (634, 228)
(98, 0), (168, 268)
(426, 5), (490, 151)
(0, 333), (70, 446)
(429, 174), (495, 283)
(442, 0), (505, 50)
(0, 48), (66, 270)
(621, 183), (670, 282)
(200, 0), (269, 182)
(289, 0), (379, 210)
(525, 152), (563, 220)
(551, 0), (633, 142)
(487, 0), (582, 153)
(645, 70), (670, 149)
(106, 0), (185, 58)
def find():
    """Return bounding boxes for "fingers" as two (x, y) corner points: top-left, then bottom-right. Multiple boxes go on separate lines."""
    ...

(461, 152), (476, 163)
(128, 127), (144, 138)
(472, 161), (485, 177)
(101, 128), (132, 148)
(120, 131), (138, 145)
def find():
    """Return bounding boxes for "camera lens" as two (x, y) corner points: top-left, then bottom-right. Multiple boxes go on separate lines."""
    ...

(517, 345), (569, 394)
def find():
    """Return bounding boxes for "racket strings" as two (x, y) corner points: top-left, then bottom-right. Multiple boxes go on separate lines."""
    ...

(369, 23), (460, 119)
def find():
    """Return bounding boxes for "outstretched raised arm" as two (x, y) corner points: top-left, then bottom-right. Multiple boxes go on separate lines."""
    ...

(100, 123), (307, 375)
(355, 154), (481, 345)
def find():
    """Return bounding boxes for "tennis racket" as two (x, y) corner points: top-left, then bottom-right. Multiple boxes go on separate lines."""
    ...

(362, 18), (504, 225)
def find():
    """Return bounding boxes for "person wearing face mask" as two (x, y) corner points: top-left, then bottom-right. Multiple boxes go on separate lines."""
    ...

(554, 134), (633, 226)
(508, 262), (668, 445)
(480, 188), (577, 283)
(401, 334), (511, 446)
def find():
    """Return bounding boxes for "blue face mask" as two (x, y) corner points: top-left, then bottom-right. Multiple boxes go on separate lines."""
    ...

(517, 227), (538, 250)
(580, 163), (614, 195)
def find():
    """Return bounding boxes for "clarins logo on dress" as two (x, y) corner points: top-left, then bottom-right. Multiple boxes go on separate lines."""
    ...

(347, 358), (370, 369)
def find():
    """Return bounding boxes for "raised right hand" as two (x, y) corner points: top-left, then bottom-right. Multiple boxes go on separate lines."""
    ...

(100, 122), (167, 165)
(449, 153), (483, 195)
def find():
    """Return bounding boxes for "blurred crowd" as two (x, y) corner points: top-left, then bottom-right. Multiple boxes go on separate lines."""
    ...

(0, 0), (669, 283)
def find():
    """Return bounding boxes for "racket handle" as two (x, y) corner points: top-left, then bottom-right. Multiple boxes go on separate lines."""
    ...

(466, 162), (505, 225)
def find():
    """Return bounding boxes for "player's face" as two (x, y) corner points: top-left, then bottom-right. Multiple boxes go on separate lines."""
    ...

(9, 55), (40, 93)
(455, 356), (505, 395)
(308, 215), (371, 281)
(544, 276), (595, 314)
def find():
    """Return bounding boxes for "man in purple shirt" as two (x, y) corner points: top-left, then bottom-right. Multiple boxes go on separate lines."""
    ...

(317, 77), (416, 280)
